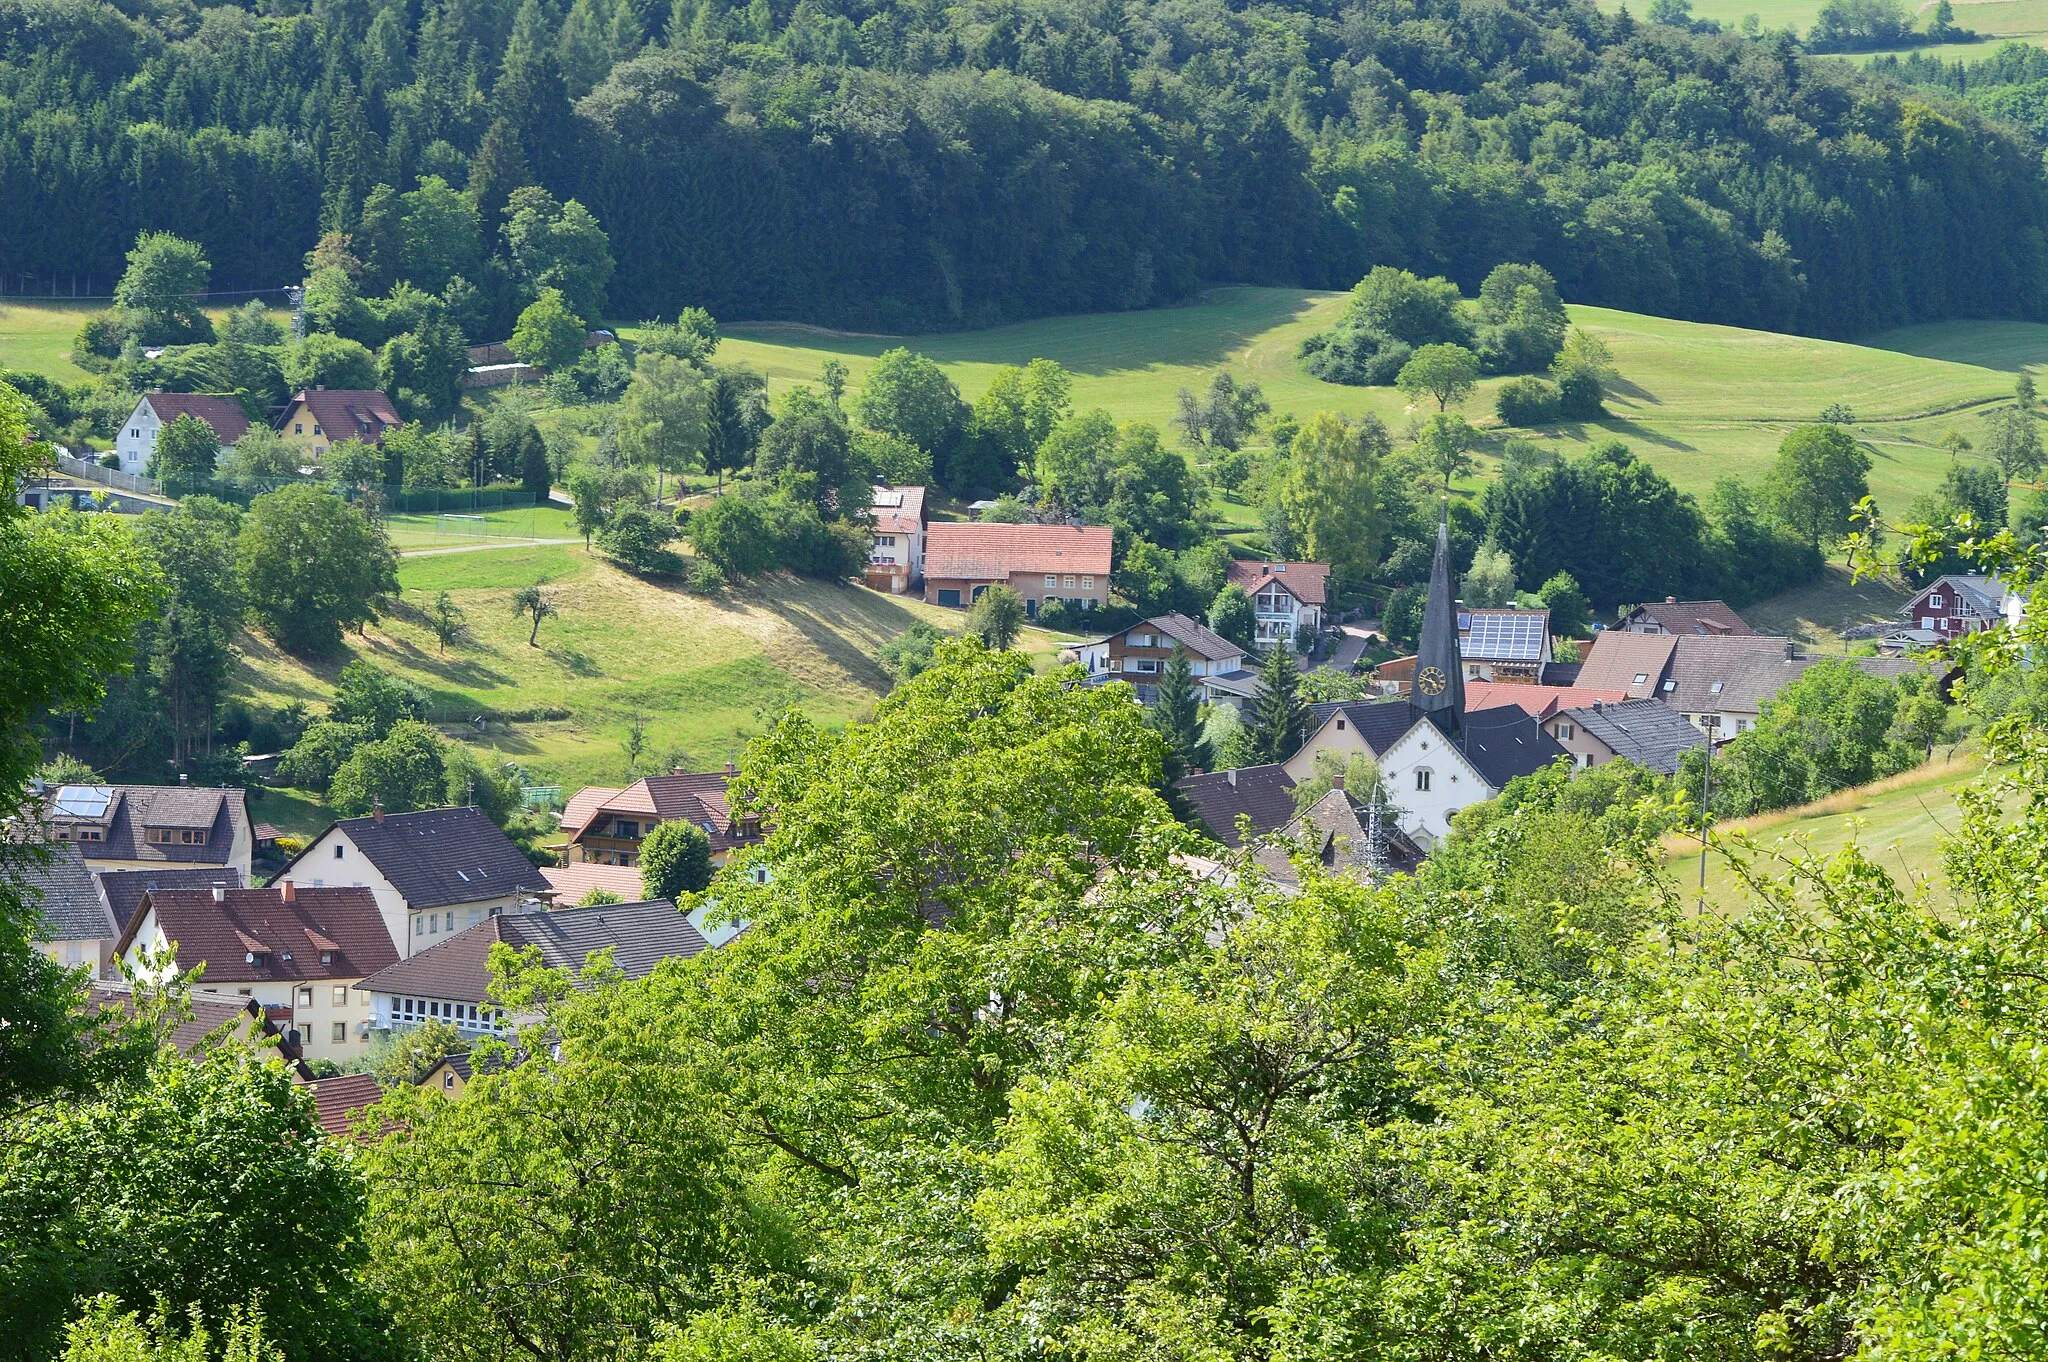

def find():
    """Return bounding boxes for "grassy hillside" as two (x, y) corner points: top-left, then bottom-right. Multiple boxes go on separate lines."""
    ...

(1668, 752), (1984, 911)
(232, 546), (976, 794)
(713, 287), (2040, 512)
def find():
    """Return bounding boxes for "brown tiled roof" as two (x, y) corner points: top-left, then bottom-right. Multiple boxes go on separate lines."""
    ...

(95, 866), (245, 933)
(1664, 635), (1798, 713)
(357, 899), (710, 1003)
(1175, 765), (1299, 848)
(924, 523), (1112, 580)
(300, 1073), (392, 1140)
(1574, 633), (1679, 699)
(40, 784), (249, 865)
(143, 392), (251, 445)
(1226, 561), (1330, 606)
(558, 786), (622, 837)
(1624, 598), (1754, 636)
(869, 485), (927, 536)
(280, 389), (403, 445)
(1093, 612), (1245, 663)
(117, 885), (398, 983)
(540, 862), (646, 903)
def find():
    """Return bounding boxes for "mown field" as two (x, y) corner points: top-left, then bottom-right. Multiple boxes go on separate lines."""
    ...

(1668, 752), (1984, 910)
(232, 546), (996, 798)
(712, 287), (2043, 514)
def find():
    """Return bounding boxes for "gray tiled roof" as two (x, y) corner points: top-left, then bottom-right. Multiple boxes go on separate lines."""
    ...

(305, 807), (544, 909)
(1575, 632), (1679, 698)
(95, 866), (244, 932)
(1663, 635), (1798, 714)
(17, 843), (115, 942)
(1175, 765), (1299, 848)
(39, 784), (249, 864)
(1624, 598), (1753, 636)
(357, 899), (710, 1003)
(1562, 699), (1706, 775)
(1431, 706), (1571, 790)
(1305, 700), (1425, 757)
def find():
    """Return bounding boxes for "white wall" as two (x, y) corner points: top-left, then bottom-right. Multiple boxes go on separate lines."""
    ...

(1374, 720), (1495, 847)
(277, 827), (514, 960)
(113, 398), (158, 475)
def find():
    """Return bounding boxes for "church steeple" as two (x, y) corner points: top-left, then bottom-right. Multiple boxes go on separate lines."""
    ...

(1411, 507), (1465, 731)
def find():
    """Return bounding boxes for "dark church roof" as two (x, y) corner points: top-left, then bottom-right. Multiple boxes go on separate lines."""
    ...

(1412, 513), (1467, 728)
(1429, 706), (1571, 789)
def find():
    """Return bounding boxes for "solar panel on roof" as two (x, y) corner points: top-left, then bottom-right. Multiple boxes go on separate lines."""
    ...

(54, 785), (114, 819)
(1460, 613), (1546, 661)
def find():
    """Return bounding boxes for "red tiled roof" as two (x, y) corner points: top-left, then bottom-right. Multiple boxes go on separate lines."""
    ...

(117, 885), (397, 983)
(924, 523), (1112, 580)
(301, 1073), (393, 1140)
(1575, 633), (1680, 699)
(143, 392), (251, 445)
(1227, 561), (1330, 606)
(1624, 598), (1754, 636)
(572, 772), (761, 854)
(558, 786), (623, 837)
(869, 485), (927, 536)
(280, 389), (403, 445)
(1464, 681), (1630, 721)
(540, 862), (646, 903)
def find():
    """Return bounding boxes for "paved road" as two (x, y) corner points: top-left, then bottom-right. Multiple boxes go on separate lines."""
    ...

(1320, 623), (1378, 672)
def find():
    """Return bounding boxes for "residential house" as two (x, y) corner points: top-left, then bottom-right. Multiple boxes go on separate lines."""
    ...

(20, 843), (118, 975)
(1458, 607), (1553, 682)
(113, 393), (252, 476)
(922, 523), (1113, 617)
(1899, 574), (2018, 640)
(1226, 561), (1330, 651)
(1175, 764), (1302, 847)
(1665, 640), (1917, 736)
(88, 981), (311, 1073)
(38, 782), (253, 878)
(1619, 598), (1755, 636)
(1574, 631), (1681, 699)
(1076, 612), (1248, 704)
(562, 771), (764, 869)
(865, 485), (928, 593)
(274, 806), (549, 960)
(114, 883), (399, 1062)
(1249, 789), (1424, 885)
(416, 1050), (507, 1096)
(275, 388), (402, 460)
(1282, 699), (1429, 783)
(1544, 698), (1707, 774)
(358, 897), (712, 1038)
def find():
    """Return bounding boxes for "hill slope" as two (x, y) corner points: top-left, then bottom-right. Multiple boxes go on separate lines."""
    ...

(233, 546), (963, 793)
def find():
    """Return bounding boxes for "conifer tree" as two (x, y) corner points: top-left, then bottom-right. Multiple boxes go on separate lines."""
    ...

(1149, 646), (1212, 777)
(1248, 644), (1308, 764)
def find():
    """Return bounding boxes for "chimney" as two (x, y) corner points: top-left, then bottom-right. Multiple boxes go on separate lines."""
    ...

(1666, 595), (1677, 604)
(1226, 768), (1237, 787)
(211, 882), (226, 903)
(725, 760), (737, 776)
(372, 798), (384, 824)
(279, 880), (296, 904)
(177, 772), (189, 786)
(314, 384), (325, 391)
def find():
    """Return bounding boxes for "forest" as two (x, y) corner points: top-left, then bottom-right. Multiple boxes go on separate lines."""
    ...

(1, 0), (2046, 335)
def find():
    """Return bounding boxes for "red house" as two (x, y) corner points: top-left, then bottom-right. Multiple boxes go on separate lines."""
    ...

(1900, 574), (2016, 639)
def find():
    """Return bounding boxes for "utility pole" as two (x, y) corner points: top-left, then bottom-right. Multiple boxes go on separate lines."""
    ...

(285, 285), (305, 341)
(1697, 715), (1717, 901)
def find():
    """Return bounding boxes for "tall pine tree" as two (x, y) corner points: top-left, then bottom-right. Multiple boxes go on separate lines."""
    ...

(1149, 646), (1212, 779)
(1248, 644), (1308, 764)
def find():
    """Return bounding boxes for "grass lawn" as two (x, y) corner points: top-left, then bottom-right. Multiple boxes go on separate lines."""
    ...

(1741, 563), (1915, 648)
(1667, 752), (1985, 912)
(230, 546), (976, 794)
(385, 503), (580, 550)
(0, 302), (99, 382)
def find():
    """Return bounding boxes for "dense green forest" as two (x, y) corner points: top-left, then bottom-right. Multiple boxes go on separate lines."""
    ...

(1, 0), (2045, 334)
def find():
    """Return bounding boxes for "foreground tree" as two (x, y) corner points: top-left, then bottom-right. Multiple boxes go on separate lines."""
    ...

(1397, 343), (1481, 412)
(113, 232), (213, 344)
(149, 413), (221, 486)
(618, 352), (709, 505)
(965, 584), (1026, 649)
(1247, 643), (1309, 762)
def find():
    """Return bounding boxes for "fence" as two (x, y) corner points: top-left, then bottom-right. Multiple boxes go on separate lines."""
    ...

(55, 452), (158, 496)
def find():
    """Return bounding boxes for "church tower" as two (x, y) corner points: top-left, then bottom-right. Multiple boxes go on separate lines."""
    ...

(1411, 510), (1466, 732)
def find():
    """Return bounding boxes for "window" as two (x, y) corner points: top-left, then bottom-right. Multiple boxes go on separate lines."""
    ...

(237, 988), (251, 997)
(334, 845), (344, 858)
(938, 589), (961, 607)
(1081, 576), (1093, 590)
(298, 987), (314, 1007)
(1579, 753), (1592, 768)
(1133, 659), (1159, 674)
(1046, 575), (1058, 588)
(413, 916), (423, 936)
(64, 941), (82, 964)
(613, 819), (640, 838)
(293, 423), (303, 434)
(312, 423), (323, 435)
(332, 1021), (346, 1044)
(333, 986), (348, 1006)
(1709, 681), (1723, 694)
(971, 585), (989, 602)
(77, 827), (101, 841)
(445, 911), (454, 932)
(1063, 575), (1075, 589)
(1931, 593), (1944, 608)
(181, 829), (206, 845)
(1633, 673), (1649, 685)
(1415, 769), (1433, 792)
(1556, 723), (1575, 739)
(1335, 718), (1346, 730)
(443, 1073), (456, 1089)
(148, 828), (175, 844)
(877, 535), (896, 546)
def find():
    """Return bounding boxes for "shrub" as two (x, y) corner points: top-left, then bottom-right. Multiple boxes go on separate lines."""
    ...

(1300, 326), (1411, 387)
(687, 559), (727, 593)
(689, 494), (778, 577)
(1495, 377), (1562, 427)
(597, 504), (682, 574)
(1555, 370), (1607, 419)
